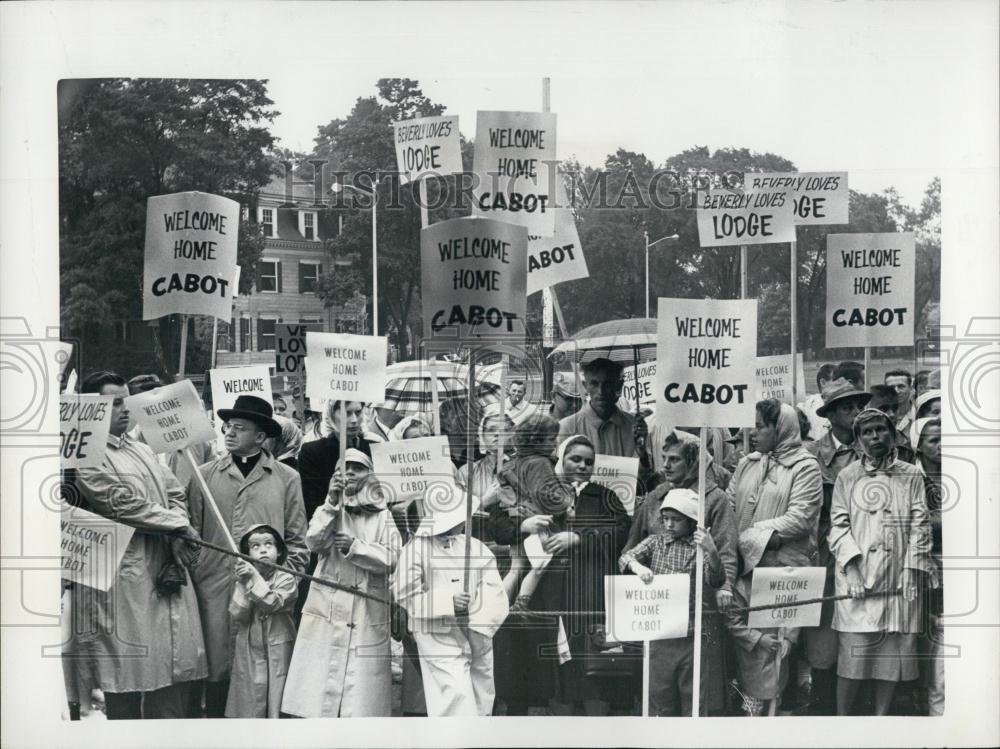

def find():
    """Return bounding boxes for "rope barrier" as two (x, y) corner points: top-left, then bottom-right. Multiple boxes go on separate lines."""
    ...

(183, 535), (904, 619)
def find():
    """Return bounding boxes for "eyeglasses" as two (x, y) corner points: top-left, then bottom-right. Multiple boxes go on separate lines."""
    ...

(221, 422), (256, 435)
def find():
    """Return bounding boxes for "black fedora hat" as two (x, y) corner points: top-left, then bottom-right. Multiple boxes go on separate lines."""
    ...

(218, 395), (281, 439)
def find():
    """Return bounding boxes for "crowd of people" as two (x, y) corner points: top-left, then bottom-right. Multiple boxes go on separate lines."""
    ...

(61, 358), (944, 719)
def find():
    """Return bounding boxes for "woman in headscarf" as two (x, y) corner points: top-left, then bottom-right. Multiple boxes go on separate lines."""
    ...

(456, 403), (516, 510)
(829, 408), (935, 715)
(281, 449), (401, 717)
(266, 415), (303, 470)
(728, 399), (824, 714)
(490, 434), (632, 716)
(623, 432), (738, 715)
(915, 389), (942, 420)
(388, 413), (434, 442)
(912, 417), (944, 715)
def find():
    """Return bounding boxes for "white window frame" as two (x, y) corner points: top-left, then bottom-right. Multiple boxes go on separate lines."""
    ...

(258, 257), (279, 294)
(299, 210), (318, 241)
(257, 206), (277, 238)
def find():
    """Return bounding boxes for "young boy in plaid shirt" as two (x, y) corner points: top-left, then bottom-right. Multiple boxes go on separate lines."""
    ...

(619, 488), (724, 716)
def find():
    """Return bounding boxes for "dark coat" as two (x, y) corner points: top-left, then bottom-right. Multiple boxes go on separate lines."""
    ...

(296, 435), (373, 521)
(491, 482), (631, 707)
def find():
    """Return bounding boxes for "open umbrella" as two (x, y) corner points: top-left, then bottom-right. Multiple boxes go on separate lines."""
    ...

(379, 359), (501, 415)
(549, 317), (657, 414)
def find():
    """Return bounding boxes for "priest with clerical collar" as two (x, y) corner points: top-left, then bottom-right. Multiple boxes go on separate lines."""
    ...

(186, 394), (308, 718)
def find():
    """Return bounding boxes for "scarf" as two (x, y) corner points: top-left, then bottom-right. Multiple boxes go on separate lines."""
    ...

(389, 413), (433, 441)
(269, 415), (302, 463)
(335, 453), (387, 513)
(853, 407), (899, 472)
(555, 434), (592, 494)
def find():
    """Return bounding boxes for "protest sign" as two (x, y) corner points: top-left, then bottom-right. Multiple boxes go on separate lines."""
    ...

(392, 115), (463, 184)
(275, 323), (318, 375)
(526, 177), (588, 294)
(655, 298), (758, 428)
(61, 504), (136, 592)
(142, 191), (240, 321)
(605, 574), (690, 642)
(697, 187), (796, 247)
(744, 172), (849, 226)
(370, 435), (456, 506)
(472, 111), (557, 236)
(825, 232), (915, 348)
(590, 454), (640, 515)
(209, 365), (273, 444)
(59, 394), (113, 468)
(124, 380), (215, 454)
(754, 353), (806, 405)
(617, 360), (657, 413)
(421, 216), (528, 344)
(305, 332), (388, 404)
(747, 566), (826, 629)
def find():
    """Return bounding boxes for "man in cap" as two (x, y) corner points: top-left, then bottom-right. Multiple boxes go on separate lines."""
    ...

(186, 394), (308, 717)
(69, 371), (207, 719)
(801, 378), (872, 713)
(884, 369), (916, 436)
(548, 371), (584, 421)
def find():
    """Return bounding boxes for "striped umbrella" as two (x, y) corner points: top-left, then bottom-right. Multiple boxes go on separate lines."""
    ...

(379, 359), (502, 414)
(550, 318), (657, 364)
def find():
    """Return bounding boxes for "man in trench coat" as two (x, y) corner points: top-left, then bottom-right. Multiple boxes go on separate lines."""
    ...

(186, 395), (308, 717)
(69, 371), (207, 719)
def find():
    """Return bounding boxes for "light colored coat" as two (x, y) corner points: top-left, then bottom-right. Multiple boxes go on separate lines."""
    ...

(730, 450), (823, 568)
(71, 433), (207, 692)
(280, 502), (401, 717)
(224, 570), (297, 718)
(829, 459), (933, 633)
(186, 451), (308, 681)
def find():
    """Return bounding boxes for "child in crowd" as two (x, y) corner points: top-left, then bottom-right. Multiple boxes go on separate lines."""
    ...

(281, 449), (401, 718)
(722, 526), (800, 717)
(619, 488), (724, 716)
(493, 414), (575, 604)
(225, 525), (298, 718)
(393, 496), (509, 716)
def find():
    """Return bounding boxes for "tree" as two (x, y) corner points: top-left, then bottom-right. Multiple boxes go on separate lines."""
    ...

(59, 78), (279, 377)
(310, 78), (456, 355)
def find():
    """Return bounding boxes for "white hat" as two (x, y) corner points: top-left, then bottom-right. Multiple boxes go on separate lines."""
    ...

(413, 485), (481, 537)
(659, 488), (699, 523)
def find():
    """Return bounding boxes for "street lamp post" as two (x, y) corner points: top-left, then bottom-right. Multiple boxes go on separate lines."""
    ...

(644, 231), (679, 317)
(332, 178), (379, 335)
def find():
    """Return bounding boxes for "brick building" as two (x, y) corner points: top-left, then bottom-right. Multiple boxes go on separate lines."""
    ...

(215, 174), (366, 369)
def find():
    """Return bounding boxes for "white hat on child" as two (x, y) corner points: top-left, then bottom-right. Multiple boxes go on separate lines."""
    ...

(659, 488), (699, 523)
(413, 485), (482, 537)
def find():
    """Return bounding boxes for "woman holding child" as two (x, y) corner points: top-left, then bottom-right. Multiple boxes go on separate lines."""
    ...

(490, 418), (631, 716)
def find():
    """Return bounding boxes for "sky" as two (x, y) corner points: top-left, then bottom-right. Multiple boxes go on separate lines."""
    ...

(257, 1), (994, 209)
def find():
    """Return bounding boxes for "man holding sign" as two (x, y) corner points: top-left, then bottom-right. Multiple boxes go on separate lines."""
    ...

(68, 371), (207, 719)
(186, 395), (308, 717)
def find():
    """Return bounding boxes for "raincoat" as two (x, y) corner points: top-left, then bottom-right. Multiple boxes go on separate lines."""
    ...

(70, 433), (207, 693)
(186, 451), (308, 682)
(224, 569), (298, 718)
(281, 485), (401, 717)
(829, 415), (933, 634)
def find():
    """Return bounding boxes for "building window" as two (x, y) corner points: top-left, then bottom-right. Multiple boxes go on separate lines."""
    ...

(217, 319), (232, 352)
(258, 318), (277, 352)
(260, 207), (274, 238)
(240, 317), (251, 352)
(303, 212), (315, 240)
(258, 259), (281, 293)
(299, 261), (322, 294)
